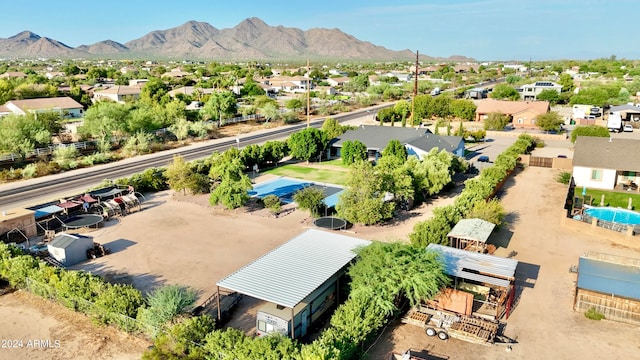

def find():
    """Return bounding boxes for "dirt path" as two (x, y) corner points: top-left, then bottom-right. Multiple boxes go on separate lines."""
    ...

(0, 290), (150, 360)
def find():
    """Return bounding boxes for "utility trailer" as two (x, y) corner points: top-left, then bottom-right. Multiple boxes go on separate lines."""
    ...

(402, 305), (501, 346)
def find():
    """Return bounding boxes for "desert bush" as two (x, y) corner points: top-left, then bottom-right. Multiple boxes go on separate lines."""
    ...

(262, 194), (281, 214)
(584, 307), (605, 321)
(556, 171), (572, 184)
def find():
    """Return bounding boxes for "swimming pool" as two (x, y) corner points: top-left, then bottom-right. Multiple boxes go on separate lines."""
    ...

(584, 207), (640, 225)
(249, 177), (344, 206)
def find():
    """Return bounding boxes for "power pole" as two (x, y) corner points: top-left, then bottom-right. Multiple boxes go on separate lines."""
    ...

(306, 59), (311, 128)
(412, 50), (419, 128)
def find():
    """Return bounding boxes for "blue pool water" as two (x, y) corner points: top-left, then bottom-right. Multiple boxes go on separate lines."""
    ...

(584, 207), (640, 225)
(248, 178), (344, 207)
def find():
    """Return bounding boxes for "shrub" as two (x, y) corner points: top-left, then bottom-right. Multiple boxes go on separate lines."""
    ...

(556, 171), (572, 185)
(21, 163), (37, 179)
(262, 194), (281, 214)
(584, 307), (605, 321)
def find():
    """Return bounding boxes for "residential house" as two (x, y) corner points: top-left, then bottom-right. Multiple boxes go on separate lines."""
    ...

(0, 71), (28, 79)
(2, 97), (84, 118)
(609, 104), (640, 123)
(0, 105), (12, 117)
(45, 71), (65, 79)
(92, 85), (142, 104)
(266, 76), (312, 93)
(518, 81), (562, 101)
(168, 86), (215, 99)
(161, 68), (193, 79)
(474, 99), (550, 129)
(326, 77), (350, 87)
(329, 125), (464, 160)
(384, 72), (412, 82)
(129, 79), (149, 86)
(572, 137), (640, 191)
(453, 64), (480, 73)
(416, 65), (444, 76)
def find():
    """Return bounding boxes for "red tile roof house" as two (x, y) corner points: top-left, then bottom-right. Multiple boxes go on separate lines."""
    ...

(474, 99), (550, 129)
(2, 96), (84, 118)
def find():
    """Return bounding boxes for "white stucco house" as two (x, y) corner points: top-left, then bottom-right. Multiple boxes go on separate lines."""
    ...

(2, 97), (84, 118)
(572, 137), (640, 191)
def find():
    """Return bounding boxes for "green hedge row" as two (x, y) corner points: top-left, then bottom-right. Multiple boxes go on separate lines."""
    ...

(409, 133), (535, 247)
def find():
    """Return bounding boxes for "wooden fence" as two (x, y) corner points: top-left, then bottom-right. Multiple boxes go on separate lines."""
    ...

(575, 288), (640, 325)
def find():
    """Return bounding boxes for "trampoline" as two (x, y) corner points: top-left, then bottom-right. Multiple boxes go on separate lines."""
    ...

(63, 214), (104, 230)
(313, 216), (347, 230)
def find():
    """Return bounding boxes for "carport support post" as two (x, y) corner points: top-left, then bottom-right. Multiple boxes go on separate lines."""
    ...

(291, 307), (295, 340)
(216, 286), (221, 321)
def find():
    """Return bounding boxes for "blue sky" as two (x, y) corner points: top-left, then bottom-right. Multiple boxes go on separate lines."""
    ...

(1, 0), (637, 61)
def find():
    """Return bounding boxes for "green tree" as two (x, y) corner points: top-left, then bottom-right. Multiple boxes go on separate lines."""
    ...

(209, 158), (252, 209)
(394, 100), (411, 127)
(336, 160), (395, 225)
(287, 128), (328, 162)
(490, 83), (520, 100)
(203, 91), (237, 127)
(450, 99), (477, 121)
(340, 140), (368, 165)
(570, 125), (610, 143)
(140, 78), (170, 105)
(293, 186), (326, 217)
(239, 78), (266, 97)
(258, 102), (279, 123)
(321, 117), (345, 140)
(537, 89), (562, 105)
(484, 112), (511, 130)
(285, 97), (304, 112)
(79, 101), (129, 147)
(165, 155), (197, 195)
(143, 315), (216, 359)
(558, 73), (575, 92)
(466, 199), (505, 226)
(260, 140), (287, 166)
(0, 114), (51, 160)
(381, 139), (408, 161)
(536, 111), (565, 132)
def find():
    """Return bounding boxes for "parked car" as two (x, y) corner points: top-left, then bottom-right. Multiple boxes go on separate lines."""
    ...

(624, 125), (633, 132)
(478, 155), (490, 162)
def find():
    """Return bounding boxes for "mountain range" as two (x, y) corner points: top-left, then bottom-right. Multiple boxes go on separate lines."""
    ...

(0, 18), (473, 62)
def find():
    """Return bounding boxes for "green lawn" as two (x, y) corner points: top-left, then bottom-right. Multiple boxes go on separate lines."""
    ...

(584, 189), (640, 210)
(262, 164), (348, 185)
(317, 159), (350, 169)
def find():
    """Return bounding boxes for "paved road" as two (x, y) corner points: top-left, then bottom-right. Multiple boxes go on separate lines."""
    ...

(0, 104), (393, 210)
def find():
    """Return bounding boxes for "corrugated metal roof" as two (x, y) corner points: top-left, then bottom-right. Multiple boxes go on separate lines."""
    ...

(217, 229), (371, 308)
(447, 218), (496, 243)
(426, 244), (517, 288)
(577, 253), (640, 300)
(48, 233), (92, 249)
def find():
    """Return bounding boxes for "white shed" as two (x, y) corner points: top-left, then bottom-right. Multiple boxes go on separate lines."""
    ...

(47, 233), (94, 267)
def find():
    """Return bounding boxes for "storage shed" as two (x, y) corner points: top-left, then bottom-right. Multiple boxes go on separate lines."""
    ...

(447, 218), (496, 253)
(217, 228), (371, 339)
(427, 244), (518, 320)
(47, 233), (94, 267)
(574, 252), (640, 324)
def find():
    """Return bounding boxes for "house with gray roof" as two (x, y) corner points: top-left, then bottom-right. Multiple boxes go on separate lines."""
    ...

(572, 137), (640, 190)
(329, 125), (464, 160)
(609, 104), (640, 126)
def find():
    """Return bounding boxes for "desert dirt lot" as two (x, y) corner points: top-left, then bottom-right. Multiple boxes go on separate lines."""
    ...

(2, 166), (640, 360)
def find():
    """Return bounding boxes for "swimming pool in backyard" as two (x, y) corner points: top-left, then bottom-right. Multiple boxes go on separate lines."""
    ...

(584, 207), (640, 225)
